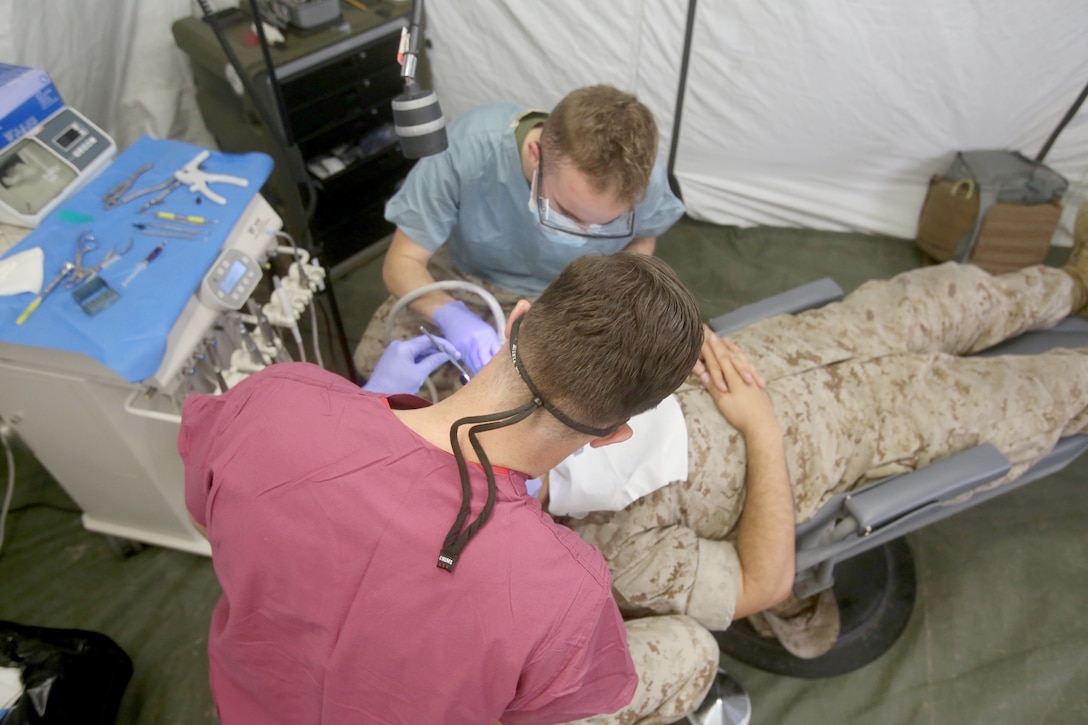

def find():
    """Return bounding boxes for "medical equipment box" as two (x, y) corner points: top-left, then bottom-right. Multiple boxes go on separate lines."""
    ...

(916, 150), (1066, 274)
(0, 64), (64, 151)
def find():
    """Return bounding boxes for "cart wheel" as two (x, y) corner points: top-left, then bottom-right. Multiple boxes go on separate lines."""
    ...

(105, 535), (148, 559)
(714, 538), (916, 678)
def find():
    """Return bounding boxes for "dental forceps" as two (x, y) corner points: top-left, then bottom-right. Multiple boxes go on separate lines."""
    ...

(110, 167), (181, 212)
(65, 232), (134, 288)
(103, 163), (154, 209)
(107, 151), (249, 211)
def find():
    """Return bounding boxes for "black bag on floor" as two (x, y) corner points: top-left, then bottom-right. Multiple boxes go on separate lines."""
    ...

(0, 620), (132, 725)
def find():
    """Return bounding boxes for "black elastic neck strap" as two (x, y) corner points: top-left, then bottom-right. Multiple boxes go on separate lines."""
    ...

(508, 317), (618, 438)
(437, 402), (536, 572)
(435, 317), (618, 573)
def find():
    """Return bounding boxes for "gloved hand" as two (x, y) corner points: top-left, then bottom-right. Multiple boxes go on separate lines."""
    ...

(431, 300), (502, 374)
(362, 334), (456, 394)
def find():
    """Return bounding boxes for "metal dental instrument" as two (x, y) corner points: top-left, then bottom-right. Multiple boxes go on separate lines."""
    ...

(103, 163), (154, 209)
(16, 261), (76, 325)
(64, 231), (101, 286)
(133, 221), (202, 234)
(111, 151), (249, 212)
(136, 177), (183, 212)
(133, 229), (204, 240)
(154, 211), (212, 225)
(121, 241), (167, 288)
(419, 326), (471, 383)
(65, 232), (133, 288)
(113, 171), (181, 211)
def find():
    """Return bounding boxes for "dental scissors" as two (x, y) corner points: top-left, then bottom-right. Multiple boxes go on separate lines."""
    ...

(65, 232), (134, 288)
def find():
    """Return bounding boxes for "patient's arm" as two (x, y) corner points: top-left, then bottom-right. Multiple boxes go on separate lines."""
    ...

(561, 338), (793, 632)
(699, 334), (794, 619)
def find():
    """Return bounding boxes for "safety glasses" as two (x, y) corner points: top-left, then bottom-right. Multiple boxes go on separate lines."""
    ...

(530, 149), (635, 239)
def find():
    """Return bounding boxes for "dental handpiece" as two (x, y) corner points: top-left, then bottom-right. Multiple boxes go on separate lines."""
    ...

(419, 326), (471, 383)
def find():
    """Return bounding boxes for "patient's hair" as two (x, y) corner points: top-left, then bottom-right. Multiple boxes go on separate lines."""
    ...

(516, 252), (703, 432)
(540, 85), (658, 206)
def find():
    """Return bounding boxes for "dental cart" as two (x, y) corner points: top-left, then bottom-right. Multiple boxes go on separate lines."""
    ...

(0, 138), (325, 556)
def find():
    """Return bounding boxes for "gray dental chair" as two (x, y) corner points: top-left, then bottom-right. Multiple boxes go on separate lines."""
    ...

(705, 277), (1088, 678)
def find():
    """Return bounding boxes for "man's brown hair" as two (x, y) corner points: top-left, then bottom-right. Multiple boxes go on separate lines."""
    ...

(516, 252), (703, 432)
(539, 85), (659, 207)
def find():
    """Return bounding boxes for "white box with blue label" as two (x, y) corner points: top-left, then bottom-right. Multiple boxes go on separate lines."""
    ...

(0, 64), (64, 151)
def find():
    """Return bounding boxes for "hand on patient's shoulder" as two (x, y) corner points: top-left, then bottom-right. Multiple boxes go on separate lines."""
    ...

(699, 333), (779, 439)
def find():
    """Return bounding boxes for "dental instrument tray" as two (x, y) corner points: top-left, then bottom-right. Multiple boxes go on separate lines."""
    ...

(0, 136), (272, 382)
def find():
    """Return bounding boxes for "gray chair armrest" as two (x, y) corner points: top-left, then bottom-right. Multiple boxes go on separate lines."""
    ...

(709, 278), (844, 337)
(793, 435), (1088, 598)
(841, 444), (1011, 534)
(795, 444), (1011, 567)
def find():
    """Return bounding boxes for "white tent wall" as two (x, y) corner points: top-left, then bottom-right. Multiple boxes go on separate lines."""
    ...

(675, 0), (1088, 246)
(0, 0), (214, 151)
(424, 0), (688, 178)
(426, 0), (1088, 247)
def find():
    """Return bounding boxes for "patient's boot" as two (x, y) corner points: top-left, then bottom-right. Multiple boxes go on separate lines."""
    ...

(1063, 202), (1088, 314)
(747, 589), (841, 660)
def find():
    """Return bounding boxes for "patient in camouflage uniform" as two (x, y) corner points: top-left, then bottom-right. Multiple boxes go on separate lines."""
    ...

(556, 205), (1088, 660)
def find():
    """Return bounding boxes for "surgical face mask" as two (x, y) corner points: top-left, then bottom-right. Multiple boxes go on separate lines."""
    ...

(539, 222), (592, 248)
(528, 154), (634, 247)
(528, 172), (590, 247)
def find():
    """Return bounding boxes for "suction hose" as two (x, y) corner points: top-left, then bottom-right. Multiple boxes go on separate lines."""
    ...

(384, 281), (506, 401)
(384, 281), (506, 345)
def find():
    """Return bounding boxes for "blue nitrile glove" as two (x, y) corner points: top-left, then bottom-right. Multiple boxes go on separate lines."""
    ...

(362, 334), (456, 394)
(431, 300), (502, 374)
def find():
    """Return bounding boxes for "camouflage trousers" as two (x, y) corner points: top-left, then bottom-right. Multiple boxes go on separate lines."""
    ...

(353, 249), (529, 399)
(694, 261), (1088, 529)
(562, 615), (719, 725)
